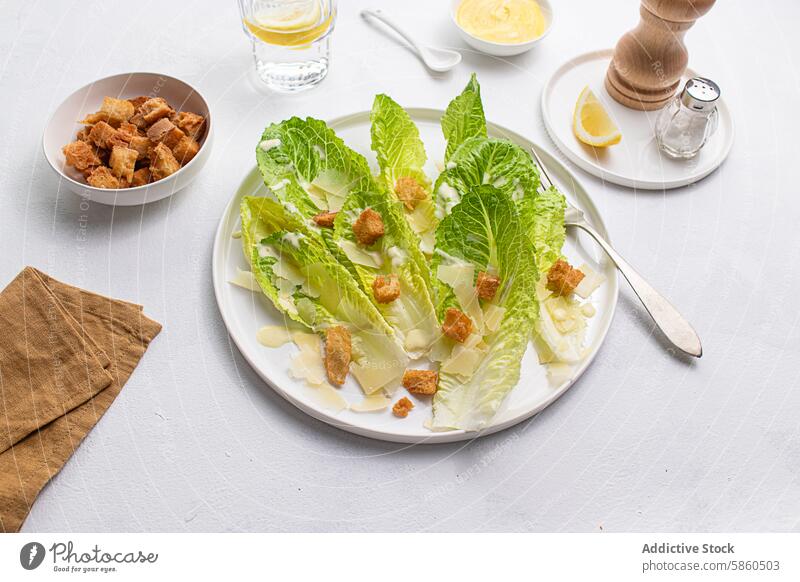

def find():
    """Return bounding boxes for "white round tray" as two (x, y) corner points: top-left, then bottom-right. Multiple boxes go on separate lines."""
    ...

(541, 49), (734, 190)
(212, 108), (619, 444)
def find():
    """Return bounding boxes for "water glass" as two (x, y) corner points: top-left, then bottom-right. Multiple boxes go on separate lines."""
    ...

(237, 0), (336, 93)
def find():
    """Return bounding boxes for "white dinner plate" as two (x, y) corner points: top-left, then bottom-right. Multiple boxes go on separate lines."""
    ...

(212, 108), (619, 443)
(541, 49), (734, 190)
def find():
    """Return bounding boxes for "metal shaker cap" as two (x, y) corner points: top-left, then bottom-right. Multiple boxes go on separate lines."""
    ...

(680, 77), (720, 112)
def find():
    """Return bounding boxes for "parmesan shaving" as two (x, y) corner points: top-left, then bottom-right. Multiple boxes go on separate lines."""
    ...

(256, 325), (294, 348)
(339, 239), (383, 269)
(349, 395), (390, 413)
(228, 268), (260, 292)
(574, 264), (605, 298)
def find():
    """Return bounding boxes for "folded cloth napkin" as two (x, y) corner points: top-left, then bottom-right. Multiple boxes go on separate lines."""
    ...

(0, 267), (161, 532)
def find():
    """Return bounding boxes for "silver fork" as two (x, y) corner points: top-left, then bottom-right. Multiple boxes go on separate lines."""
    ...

(530, 147), (702, 358)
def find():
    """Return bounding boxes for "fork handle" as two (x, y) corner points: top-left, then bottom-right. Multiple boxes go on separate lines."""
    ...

(571, 220), (703, 357)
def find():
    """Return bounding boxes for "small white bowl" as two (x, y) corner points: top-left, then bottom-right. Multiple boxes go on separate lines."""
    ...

(43, 72), (213, 206)
(450, 0), (553, 57)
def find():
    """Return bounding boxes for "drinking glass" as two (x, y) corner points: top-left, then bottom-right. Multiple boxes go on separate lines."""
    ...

(237, 0), (336, 93)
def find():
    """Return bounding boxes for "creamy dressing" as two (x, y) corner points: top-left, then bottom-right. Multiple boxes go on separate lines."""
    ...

(282, 232), (304, 249)
(270, 178), (290, 191)
(259, 138), (281, 151)
(387, 246), (407, 268)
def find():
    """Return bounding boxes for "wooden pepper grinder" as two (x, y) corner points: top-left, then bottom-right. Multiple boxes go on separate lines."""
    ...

(605, 0), (716, 111)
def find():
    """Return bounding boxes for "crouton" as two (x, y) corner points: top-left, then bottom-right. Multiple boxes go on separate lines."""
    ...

(394, 176), (427, 210)
(173, 111), (206, 140)
(118, 122), (138, 136)
(353, 208), (384, 246)
(171, 135), (200, 164)
(128, 96), (149, 110)
(127, 135), (152, 160)
(76, 127), (91, 142)
(81, 97), (134, 127)
(147, 118), (185, 148)
(476, 271), (500, 301)
(392, 397), (414, 418)
(546, 259), (585, 296)
(86, 166), (121, 189)
(312, 211), (337, 228)
(131, 167), (152, 187)
(62, 141), (101, 172)
(109, 146), (138, 184)
(149, 143), (181, 180)
(138, 97), (173, 125)
(402, 369), (438, 396)
(87, 121), (118, 149)
(442, 307), (472, 343)
(106, 129), (133, 150)
(372, 274), (400, 304)
(324, 326), (351, 385)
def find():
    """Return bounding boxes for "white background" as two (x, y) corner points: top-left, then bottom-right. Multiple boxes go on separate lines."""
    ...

(1, 0), (799, 532)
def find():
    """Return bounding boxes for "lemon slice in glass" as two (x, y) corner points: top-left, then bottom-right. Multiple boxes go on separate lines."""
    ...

(572, 86), (622, 147)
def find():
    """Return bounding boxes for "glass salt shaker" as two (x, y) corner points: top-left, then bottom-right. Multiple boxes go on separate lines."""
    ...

(655, 77), (720, 159)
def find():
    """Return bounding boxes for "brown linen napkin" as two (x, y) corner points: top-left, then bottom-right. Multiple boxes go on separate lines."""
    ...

(0, 267), (161, 532)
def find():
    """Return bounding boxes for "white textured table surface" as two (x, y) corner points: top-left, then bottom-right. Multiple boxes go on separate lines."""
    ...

(3, 0), (799, 533)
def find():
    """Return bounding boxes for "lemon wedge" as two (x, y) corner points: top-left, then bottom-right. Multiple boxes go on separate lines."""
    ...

(572, 86), (622, 147)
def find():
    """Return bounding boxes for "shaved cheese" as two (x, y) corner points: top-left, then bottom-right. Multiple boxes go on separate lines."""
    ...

(546, 363), (573, 387)
(453, 281), (484, 331)
(307, 383), (347, 412)
(339, 239), (383, 269)
(229, 268), (260, 292)
(581, 303), (596, 318)
(351, 361), (396, 395)
(326, 193), (346, 212)
(304, 183), (328, 208)
(544, 296), (585, 334)
(349, 395), (390, 413)
(406, 201), (431, 234)
(256, 325), (294, 348)
(437, 263), (475, 289)
(258, 244), (279, 259)
(289, 332), (327, 386)
(483, 304), (506, 332)
(441, 344), (483, 378)
(387, 246), (407, 268)
(272, 261), (304, 285)
(231, 230), (242, 239)
(404, 329), (433, 353)
(574, 264), (605, 298)
(419, 229), (435, 255)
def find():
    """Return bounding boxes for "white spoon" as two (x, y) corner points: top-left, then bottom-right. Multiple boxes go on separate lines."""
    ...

(361, 9), (462, 73)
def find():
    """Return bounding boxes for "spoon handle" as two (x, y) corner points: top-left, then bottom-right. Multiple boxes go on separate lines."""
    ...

(361, 9), (424, 58)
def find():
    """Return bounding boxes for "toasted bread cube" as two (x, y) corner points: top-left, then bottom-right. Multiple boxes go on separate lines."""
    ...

(109, 146), (138, 184)
(100, 96), (134, 126)
(353, 208), (384, 246)
(147, 118), (185, 148)
(87, 121), (118, 149)
(174, 111), (206, 140)
(149, 143), (181, 181)
(127, 135), (152, 160)
(62, 141), (101, 171)
(131, 167), (152, 187)
(129, 112), (148, 131)
(442, 307), (472, 343)
(402, 369), (438, 396)
(138, 97), (173, 125)
(392, 397), (414, 418)
(128, 95), (149, 110)
(106, 129), (133, 150)
(171, 135), (200, 164)
(372, 274), (400, 304)
(86, 166), (121, 189)
(476, 271), (500, 301)
(312, 211), (337, 228)
(394, 176), (427, 210)
(118, 122), (138, 136)
(324, 326), (351, 385)
(76, 126), (91, 142)
(546, 259), (585, 296)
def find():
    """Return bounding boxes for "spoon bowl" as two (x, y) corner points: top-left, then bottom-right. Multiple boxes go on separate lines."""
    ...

(361, 9), (461, 73)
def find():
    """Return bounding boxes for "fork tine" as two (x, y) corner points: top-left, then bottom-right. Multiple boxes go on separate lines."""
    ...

(529, 146), (553, 190)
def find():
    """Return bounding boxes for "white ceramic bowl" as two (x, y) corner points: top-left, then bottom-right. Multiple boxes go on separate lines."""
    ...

(450, 0), (553, 57)
(43, 72), (213, 206)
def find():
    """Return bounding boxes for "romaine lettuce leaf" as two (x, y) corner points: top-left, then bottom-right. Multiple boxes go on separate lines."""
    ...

(241, 195), (408, 392)
(370, 94), (436, 250)
(332, 188), (440, 358)
(431, 185), (539, 431)
(530, 185), (567, 274)
(441, 73), (487, 162)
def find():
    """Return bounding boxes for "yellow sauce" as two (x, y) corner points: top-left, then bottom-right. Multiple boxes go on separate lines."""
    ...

(245, 0), (334, 48)
(456, 0), (546, 44)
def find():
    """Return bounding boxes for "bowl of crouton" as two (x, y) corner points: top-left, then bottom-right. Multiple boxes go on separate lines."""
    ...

(43, 72), (212, 206)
